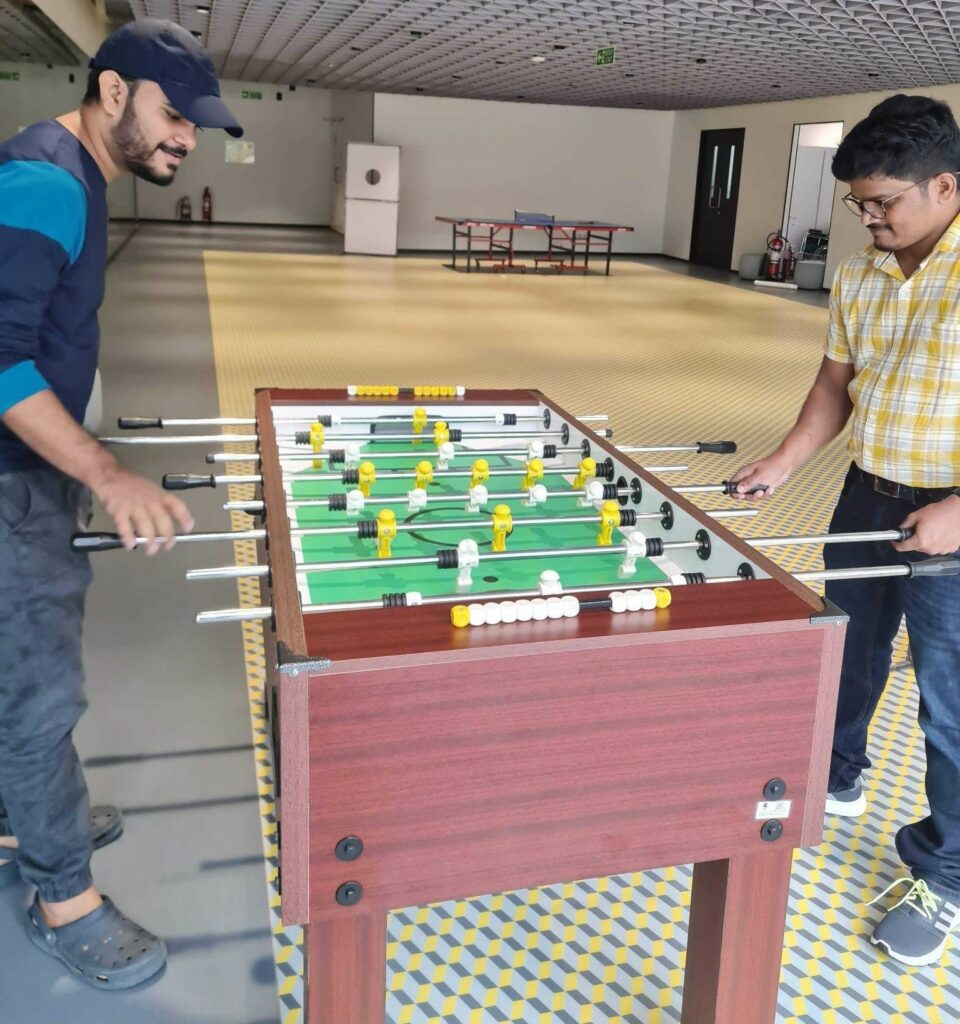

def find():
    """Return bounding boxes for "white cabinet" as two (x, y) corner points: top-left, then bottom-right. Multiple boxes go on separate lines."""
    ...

(344, 143), (400, 256)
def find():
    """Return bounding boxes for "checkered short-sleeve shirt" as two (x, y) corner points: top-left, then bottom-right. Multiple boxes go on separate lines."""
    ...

(825, 212), (960, 486)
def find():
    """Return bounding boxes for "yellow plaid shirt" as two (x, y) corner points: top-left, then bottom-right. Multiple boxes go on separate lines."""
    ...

(825, 211), (960, 486)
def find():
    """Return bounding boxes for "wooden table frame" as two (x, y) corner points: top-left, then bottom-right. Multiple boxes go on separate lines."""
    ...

(253, 387), (846, 1024)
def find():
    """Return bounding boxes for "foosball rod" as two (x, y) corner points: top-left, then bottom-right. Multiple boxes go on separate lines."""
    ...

(193, 556), (960, 623)
(184, 527), (916, 581)
(184, 524), (910, 583)
(287, 428), (616, 445)
(221, 480), (763, 514)
(161, 465), (689, 491)
(117, 413), (611, 429)
(204, 438), (737, 463)
(71, 529), (266, 552)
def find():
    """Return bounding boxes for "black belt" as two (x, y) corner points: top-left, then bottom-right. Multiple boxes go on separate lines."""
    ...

(853, 466), (958, 505)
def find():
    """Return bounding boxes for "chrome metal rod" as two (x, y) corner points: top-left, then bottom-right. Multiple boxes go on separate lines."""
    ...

(188, 565), (270, 580)
(289, 512), (666, 540)
(274, 446), (583, 461)
(100, 433), (256, 445)
(194, 573), (753, 623)
(282, 487), (628, 510)
(294, 538), (701, 574)
(298, 576), (750, 613)
(751, 529), (909, 548)
(208, 453), (260, 464)
(197, 607), (273, 624)
(796, 566), (911, 582)
(72, 528), (265, 553)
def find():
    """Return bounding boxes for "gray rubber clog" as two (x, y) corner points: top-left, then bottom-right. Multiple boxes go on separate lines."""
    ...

(26, 894), (167, 990)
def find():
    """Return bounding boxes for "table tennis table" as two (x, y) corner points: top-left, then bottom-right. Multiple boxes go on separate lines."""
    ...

(436, 214), (634, 275)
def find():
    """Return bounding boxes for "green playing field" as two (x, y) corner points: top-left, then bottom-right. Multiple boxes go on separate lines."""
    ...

(288, 444), (668, 606)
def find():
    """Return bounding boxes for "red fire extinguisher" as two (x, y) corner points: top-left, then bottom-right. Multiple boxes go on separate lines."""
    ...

(176, 195), (192, 221)
(202, 187), (212, 223)
(764, 232), (793, 281)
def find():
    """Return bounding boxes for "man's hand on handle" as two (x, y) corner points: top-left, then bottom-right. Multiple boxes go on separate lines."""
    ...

(728, 451), (795, 502)
(93, 465), (194, 556)
(894, 495), (960, 555)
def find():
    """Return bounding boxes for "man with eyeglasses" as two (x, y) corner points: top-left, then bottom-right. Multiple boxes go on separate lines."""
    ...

(732, 93), (960, 967)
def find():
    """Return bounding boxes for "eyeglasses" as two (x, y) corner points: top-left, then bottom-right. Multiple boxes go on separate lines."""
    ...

(841, 172), (958, 219)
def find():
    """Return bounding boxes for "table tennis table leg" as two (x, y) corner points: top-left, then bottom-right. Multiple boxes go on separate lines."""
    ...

(467, 226), (473, 273)
(451, 223), (456, 271)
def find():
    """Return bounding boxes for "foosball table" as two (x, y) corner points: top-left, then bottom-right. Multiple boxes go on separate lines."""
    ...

(93, 385), (853, 1024)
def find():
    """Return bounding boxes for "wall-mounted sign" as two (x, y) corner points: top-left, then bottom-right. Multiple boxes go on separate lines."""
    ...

(595, 47), (615, 66)
(241, 89), (262, 100)
(226, 140), (256, 164)
(0, 71), (20, 81)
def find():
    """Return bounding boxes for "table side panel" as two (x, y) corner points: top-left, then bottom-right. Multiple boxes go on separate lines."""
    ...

(302, 624), (828, 922)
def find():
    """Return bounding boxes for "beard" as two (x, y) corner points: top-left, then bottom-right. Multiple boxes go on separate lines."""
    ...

(869, 227), (895, 252)
(111, 93), (186, 187)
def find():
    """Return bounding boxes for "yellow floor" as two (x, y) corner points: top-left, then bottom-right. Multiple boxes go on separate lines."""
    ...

(203, 254), (851, 568)
(203, 253), (938, 1024)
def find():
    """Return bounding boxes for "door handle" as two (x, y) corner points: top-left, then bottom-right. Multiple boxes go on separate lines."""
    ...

(708, 184), (722, 210)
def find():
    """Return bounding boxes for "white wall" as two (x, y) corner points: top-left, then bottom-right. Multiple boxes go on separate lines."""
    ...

(135, 81), (334, 225)
(664, 86), (960, 284)
(798, 121), (843, 148)
(330, 91), (375, 234)
(0, 62), (135, 218)
(373, 93), (675, 252)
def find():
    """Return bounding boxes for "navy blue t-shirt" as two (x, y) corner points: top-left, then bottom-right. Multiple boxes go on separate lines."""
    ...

(0, 120), (107, 472)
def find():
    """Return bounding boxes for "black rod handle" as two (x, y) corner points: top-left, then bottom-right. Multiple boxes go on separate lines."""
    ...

(697, 440), (737, 454)
(163, 473), (215, 490)
(118, 416), (162, 429)
(909, 556), (960, 577)
(723, 479), (767, 496)
(895, 527), (916, 541)
(71, 532), (126, 552)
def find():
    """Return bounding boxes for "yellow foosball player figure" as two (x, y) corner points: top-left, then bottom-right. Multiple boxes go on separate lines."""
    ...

(376, 508), (397, 559)
(433, 420), (450, 447)
(310, 421), (325, 469)
(412, 406), (428, 440)
(521, 457), (544, 492)
(470, 458), (489, 488)
(572, 457), (596, 489)
(491, 504), (513, 552)
(598, 499), (620, 546)
(415, 460), (433, 490)
(358, 460), (376, 497)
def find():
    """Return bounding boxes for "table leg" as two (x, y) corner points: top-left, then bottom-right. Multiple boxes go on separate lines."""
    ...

(681, 848), (794, 1024)
(467, 226), (472, 273)
(307, 909), (388, 1024)
(451, 224), (456, 271)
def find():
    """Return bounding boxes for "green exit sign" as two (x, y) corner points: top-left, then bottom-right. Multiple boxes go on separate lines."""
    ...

(596, 46), (615, 66)
(241, 89), (262, 100)
(0, 71), (20, 81)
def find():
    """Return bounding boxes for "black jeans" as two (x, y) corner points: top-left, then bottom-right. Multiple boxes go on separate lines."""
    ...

(826, 463), (960, 889)
(0, 468), (94, 902)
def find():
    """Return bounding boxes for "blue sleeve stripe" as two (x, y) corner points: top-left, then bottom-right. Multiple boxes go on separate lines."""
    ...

(0, 361), (50, 416)
(0, 161), (86, 265)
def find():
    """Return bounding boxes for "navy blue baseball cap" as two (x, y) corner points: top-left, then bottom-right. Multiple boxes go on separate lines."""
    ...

(89, 18), (243, 137)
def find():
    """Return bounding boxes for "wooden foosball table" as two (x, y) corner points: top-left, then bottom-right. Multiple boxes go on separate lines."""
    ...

(190, 386), (848, 1023)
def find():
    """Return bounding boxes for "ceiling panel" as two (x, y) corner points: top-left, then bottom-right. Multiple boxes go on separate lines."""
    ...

(124, 0), (960, 109)
(0, 0), (83, 66)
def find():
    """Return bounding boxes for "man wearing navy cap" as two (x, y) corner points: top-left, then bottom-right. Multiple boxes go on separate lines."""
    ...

(0, 19), (241, 989)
